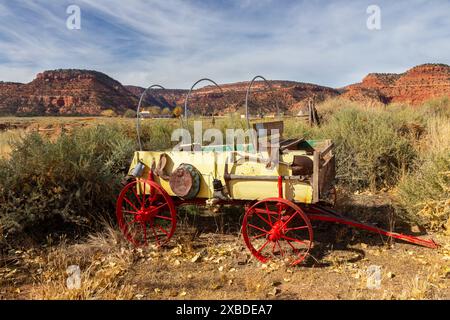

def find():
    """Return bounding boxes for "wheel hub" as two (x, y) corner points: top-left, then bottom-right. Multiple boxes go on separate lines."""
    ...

(135, 210), (148, 222)
(268, 221), (284, 242)
(135, 206), (159, 222)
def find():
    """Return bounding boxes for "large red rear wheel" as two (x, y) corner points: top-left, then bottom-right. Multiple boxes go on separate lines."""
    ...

(116, 179), (176, 246)
(242, 198), (313, 266)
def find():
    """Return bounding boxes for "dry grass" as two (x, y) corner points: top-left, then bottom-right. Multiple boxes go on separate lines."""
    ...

(1, 224), (449, 300)
(0, 129), (25, 158)
(425, 117), (450, 154)
(27, 224), (139, 299)
(396, 116), (450, 229)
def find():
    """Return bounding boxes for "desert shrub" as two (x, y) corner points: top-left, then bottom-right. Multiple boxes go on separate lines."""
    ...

(421, 96), (450, 118)
(161, 108), (172, 116)
(100, 109), (117, 117)
(315, 108), (418, 191)
(0, 125), (135, 241)
(397, 118), (450, 228)
(315, 97), (361, 122)
(146, 106), (161, 115)
(397, 154), (450, 228)
(123, 109), (136, 118)
(139, 120), (177, 150)
(283, 118), (317, 140)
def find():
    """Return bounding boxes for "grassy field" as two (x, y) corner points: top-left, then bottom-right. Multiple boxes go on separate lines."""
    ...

(0, 97), (449, 299)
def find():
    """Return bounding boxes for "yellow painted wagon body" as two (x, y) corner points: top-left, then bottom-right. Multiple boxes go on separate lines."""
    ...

(128, 138), (335, 205)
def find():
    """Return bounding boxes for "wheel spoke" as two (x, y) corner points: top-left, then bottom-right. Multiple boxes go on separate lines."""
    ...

(123, 197), (140, 212)
(285, 225), (309, 232)
(151, 225), (161, 246)
(156, 224), (169, 236)
(257, 240), (270, 253)
(149, 190), (161, 203)
(141, 222), (148, 245)
(141, 181), (147, 209)
(281, 234), (308, 245)
(130, 187), (143, 208)
(251, 233), (267, 240)
(123, 219), (138, 235)
(264, 203), (273, 225)
(277, 202), (283, 216)
(248, 223), (270, 234)
(277, 241), (284, 257)
(285, 238), (297, 251)
(150, 202), (168, 213)
(254, 211), (272, 227)
(281, 211), (298, 229)
(123, 210), (139, 215)
(154, 214), (172, 221)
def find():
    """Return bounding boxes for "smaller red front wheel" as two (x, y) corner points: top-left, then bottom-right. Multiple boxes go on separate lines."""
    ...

(116, 179), (176, 246)
(242, 198), (313, 266)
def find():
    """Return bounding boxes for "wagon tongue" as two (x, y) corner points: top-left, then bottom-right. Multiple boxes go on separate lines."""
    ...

(307, 207), (439, 249)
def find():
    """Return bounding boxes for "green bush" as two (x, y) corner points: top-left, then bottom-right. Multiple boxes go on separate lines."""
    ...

(320, 108), (418, 191)
(0, 125), (135, 240)
(100, 109), (117, 117)
(139, 120), (177, 150)
(123, 109), (136, 118)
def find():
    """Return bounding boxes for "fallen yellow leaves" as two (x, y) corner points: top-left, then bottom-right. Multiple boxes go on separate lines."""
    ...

(179, 291), (187, 297)
(267, 287), (281, 297)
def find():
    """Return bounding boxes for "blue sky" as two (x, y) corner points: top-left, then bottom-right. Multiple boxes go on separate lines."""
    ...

(0, 0), (449, 88)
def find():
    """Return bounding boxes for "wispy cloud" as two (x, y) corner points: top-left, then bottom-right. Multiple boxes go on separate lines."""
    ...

(0, 0), (449, 88)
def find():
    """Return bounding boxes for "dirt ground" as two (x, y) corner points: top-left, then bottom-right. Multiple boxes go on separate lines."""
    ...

(1, 193), (449, 300)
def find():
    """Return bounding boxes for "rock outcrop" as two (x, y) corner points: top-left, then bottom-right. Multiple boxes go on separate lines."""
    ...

(0, 69), (138, 115)
(342, 64), (450, 105)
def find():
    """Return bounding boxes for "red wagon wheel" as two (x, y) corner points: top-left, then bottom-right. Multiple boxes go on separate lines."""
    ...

(242, 198), (313, 266)
(116, 179), (176, 247)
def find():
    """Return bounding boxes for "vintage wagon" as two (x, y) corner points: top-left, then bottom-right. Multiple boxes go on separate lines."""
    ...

(116, 76), (438, 266)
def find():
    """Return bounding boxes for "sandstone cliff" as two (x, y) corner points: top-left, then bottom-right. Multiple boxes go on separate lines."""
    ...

(0, 70), (137, 115)
(342, 64), (450, 105)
